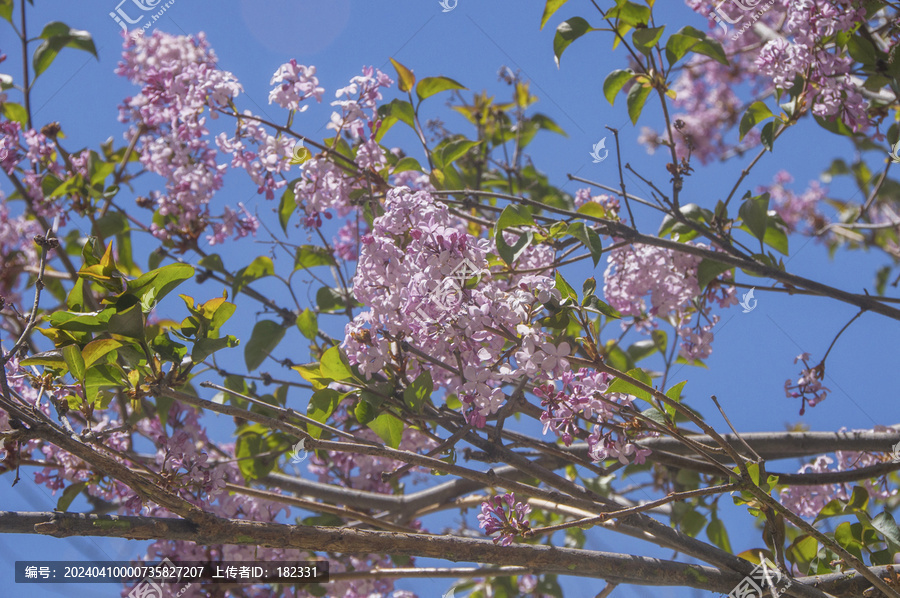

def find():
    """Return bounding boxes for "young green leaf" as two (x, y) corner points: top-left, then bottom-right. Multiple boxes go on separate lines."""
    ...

(244, 321), (287, 371)
(540, 0), (570, 29)
(416, 76), (466, 102)
(390, 58), (416, 92)
(739, 101), (775, 141)
(33, 22), (98, 77)
(554, 17), (593, 67)
(626, 83), (651, 125)
(603, 69), (634, 105)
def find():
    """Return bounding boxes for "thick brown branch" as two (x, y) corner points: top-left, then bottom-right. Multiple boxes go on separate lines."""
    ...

(0, 511), (832, 597)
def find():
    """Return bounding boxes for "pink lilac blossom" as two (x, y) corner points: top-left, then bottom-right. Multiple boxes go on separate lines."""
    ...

(329, 66), (394, 141)
(762, 171), (829, 236)
(116, 31), (246, 244)
(0, 120), (20, 174)
(477, 492), (532, 545)
(784, 352), (829, 414)
(342, 188), (559, 428)
(0, 195), (43, 298)
(215, 111), (295, 201)
(662, 1), (872, 163)
(603, 242), (736, 360)
(780, 427), (898, 518)
(268, 60), (324, 112)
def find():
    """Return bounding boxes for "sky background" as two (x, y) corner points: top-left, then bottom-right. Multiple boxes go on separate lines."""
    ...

(1, 1), (898, 597)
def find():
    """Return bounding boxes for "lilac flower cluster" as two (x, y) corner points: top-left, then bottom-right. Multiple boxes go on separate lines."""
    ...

(116, 31), (249, 246)
(477, 492), (532, 545)
(762, 171), (829, 236)
(343, 187), (564, 428)
(291, 67), (393, 227)
(603, 242), (735, 360)
(652, 1), (874, 164)
(779, 426), (898, 518)
(784, 352), (829, 414)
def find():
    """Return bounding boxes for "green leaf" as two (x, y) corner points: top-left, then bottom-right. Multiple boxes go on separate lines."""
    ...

(626, 339), (658, 362)
(320, 346), (353, 381)
(294, 245), (336, 269)
(296, 309), (318, 340)
(108, 303), (144, 339)
(403, 370), (433, 413)
(307, 389), (340, 438)
(279, 178), (302, 232)
(367, 413), (404, 449)
(603, 69), (634, 105)
(626, 82), (652, 125)
(124, 263), (194, 305)
(21, 349), (66, 368)
(739, 192), (770, 244)
(150, 333), (187, 363)
(530, 113), (567, 136)
(192, 335), (239, 363)
(0, 0), (12, 23)
(590, 298), (622, 320)
(244, 321), (287, 371)
(33, 22), (98, 77)
(83, 365), (122, 407)
(707, 517), (732, 553)
(316, 286), (356, 313)
(697, 259), (732, 290)
(665, 26), (728, 66)
(1, 101), (27, 126)
(680, 508), (707, 538)
(739, 101), (775, 141)
(763, 223), (789, 255)
(416, 76), (466, 101)
(554, 271), (578, 302)
(392, 156), (423, 173)
(760, 120), (776, 151)
(632, 26), (665, 55)
(872, 512), (900, 551)
(81, 339), (122, 369)
(377, 99), (416, 130)
(540, 0), (570, 29)
(355, 398), (377, 425)
(390, 58), (416, 92)
(606, 368), (654, 402)
(494, 205), (535, 265)
(440, 139), (481, 167)
(235, 431), (281, 480)
(56, 481), (87, 512)
(607, 1), (651, 27)
(62, 344), (86, 381)
(554, 17), (593, 67)
(567, 222), (603, 266)
(233, 256), (274, 295)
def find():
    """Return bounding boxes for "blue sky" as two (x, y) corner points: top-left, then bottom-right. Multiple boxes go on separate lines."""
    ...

(2, 1), (898, 597)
